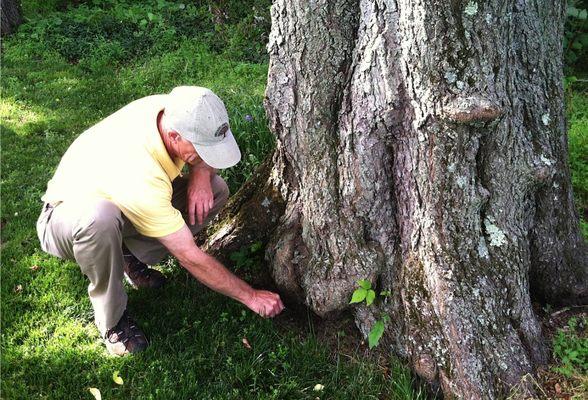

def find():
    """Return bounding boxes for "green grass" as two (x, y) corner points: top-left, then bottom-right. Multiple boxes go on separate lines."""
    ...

(1, 1), (425, 399)
(567, 87), (588, 237)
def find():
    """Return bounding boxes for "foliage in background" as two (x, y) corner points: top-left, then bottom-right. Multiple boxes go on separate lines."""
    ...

(19, 0), (271, 66)
(20, 0), (588, 76)
(565, 0), (588, 74)
(552, 317), (588, 377)
(229, 242), (264, 279)
(565, 84), (588, 237)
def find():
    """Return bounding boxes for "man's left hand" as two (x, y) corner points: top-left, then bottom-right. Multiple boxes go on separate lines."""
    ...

(187, 167), (214, 225)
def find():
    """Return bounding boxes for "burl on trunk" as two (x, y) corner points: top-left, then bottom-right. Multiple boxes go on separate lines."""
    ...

(207, 1), (587, 398)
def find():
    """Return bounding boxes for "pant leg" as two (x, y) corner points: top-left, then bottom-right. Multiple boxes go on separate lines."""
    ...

(37, 199), (128, 336)
(122, 174), (229, 265)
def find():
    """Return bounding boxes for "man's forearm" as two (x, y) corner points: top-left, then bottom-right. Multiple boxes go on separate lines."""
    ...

(182, 251), (254, 306)
(158, 226), (283, 318)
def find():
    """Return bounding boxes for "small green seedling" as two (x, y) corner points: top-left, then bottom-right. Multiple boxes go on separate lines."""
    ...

(229, 241), (263, 271)
(552, 317), (587, 377)
(368, 315), (391, 349)
(350, 279), (377, 306)
(112, 370), (124, 385)
(349, 280), (392, 348)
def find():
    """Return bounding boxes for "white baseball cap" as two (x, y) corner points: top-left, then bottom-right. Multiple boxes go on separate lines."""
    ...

(164, 86), (241, 169)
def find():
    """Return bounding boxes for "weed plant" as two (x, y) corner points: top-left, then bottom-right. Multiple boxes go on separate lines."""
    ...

(552, 317), (588, 378)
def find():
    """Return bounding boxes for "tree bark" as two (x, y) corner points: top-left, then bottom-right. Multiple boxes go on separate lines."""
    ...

(209, 0), (587, 398)
(1, 0), (22, 36)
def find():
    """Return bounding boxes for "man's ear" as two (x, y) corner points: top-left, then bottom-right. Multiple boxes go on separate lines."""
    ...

(169, 131), (181, 142)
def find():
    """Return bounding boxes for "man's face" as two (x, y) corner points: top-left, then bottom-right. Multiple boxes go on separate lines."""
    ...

(174, 135), (202, 166)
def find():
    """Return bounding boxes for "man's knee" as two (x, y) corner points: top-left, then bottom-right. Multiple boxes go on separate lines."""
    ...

(212, 175), (229, 206)
(74, 199), (124, 241)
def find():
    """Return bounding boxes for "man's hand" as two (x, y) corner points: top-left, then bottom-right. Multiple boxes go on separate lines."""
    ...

(187, 165), (214, 225)
(245, 290), (285, 318)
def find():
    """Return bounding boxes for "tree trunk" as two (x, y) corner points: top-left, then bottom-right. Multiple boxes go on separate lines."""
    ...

(1, 0), (22, 36)
(209, 0), (587, 398)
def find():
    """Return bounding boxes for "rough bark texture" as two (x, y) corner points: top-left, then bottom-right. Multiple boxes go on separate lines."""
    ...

(204, 155), (285, 259)
(209, 0), (587, 398)
(1, 0), (22, 36)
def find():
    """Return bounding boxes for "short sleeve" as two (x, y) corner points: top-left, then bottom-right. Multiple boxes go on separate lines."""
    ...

(112, 177), (185, 238)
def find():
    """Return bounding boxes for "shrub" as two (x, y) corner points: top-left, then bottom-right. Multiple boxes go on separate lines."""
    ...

(17, 0), (272, 68)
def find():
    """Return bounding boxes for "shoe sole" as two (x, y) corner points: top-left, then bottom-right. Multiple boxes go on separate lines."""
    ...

(124, 272), (166, 290)
(124, 272), (139, 289)
(105, 337), (149, 356)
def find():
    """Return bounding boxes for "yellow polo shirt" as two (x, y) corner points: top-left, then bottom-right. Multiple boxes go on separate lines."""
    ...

(42, 95), (186, 237)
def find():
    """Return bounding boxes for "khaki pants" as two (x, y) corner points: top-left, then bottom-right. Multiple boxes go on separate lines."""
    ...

(36, 175), (229, 335)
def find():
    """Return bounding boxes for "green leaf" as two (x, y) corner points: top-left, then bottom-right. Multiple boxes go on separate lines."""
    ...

(229, 251), (245, 262)
(568, 350), (579, 359)
(578, 9), (587, 19)
(350, 288), (367, 304)
(365, 289), (376, 306)
(250, 242), (262, 253)
(568, 52), (579, 63)
(112, 370), (124, 385)
(368, 320), (385, 349)
(380, 290), (391, 297)
(88, 388), (102, 400)
(568, 6), (579, 17)
(147, 12), (156, 21)
(358, 279), (371, 290)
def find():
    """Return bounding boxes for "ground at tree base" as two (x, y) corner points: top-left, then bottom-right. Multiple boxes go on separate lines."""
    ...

(532, 305), (587, 400)
(272, 298), (587, 399)
(234, 254), (587, 399)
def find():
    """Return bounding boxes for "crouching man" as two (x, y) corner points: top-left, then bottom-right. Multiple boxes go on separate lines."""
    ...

(36, 86), (284, 355)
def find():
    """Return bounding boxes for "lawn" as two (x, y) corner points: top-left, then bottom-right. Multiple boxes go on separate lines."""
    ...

(1, 1), (586, 399)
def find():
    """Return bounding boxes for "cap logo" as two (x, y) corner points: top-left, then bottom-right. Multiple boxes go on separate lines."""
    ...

(215, 123), (229, 139)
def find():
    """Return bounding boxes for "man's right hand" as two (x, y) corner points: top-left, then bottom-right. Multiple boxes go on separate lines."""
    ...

(246, 290), (285, 318)
(158, 226), (285, 319)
